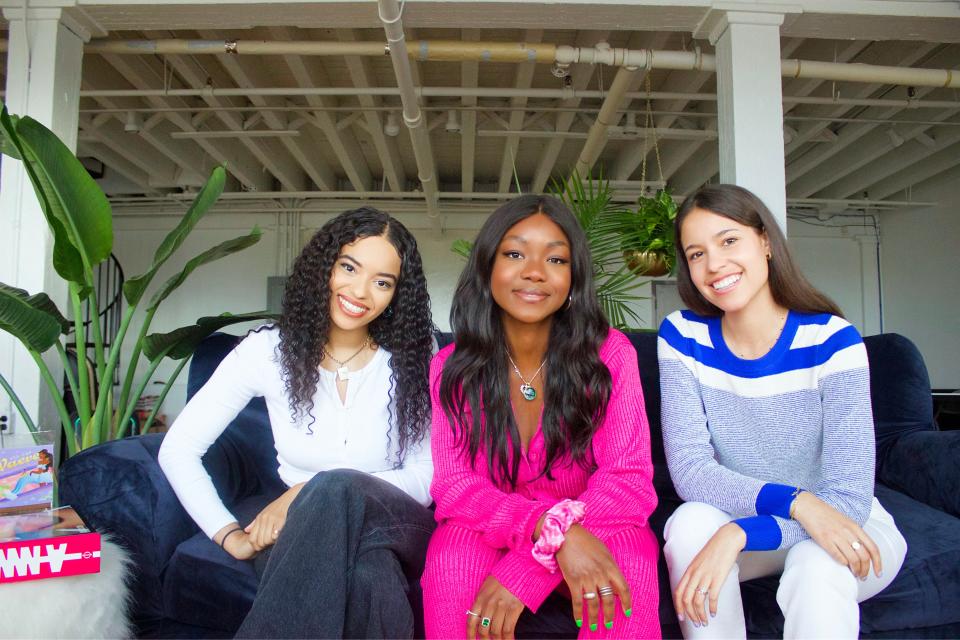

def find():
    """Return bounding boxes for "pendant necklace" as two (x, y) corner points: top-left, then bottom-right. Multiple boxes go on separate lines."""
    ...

(324, 336), (371, 381)
(507, 353), (546, 401)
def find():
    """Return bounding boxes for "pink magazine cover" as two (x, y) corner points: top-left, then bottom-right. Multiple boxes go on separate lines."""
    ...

(0, 507), (101, 583)
(0, 446), (55, 516)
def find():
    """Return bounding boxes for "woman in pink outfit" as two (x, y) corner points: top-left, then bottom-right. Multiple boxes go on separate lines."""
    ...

(422, 195), (661, 639)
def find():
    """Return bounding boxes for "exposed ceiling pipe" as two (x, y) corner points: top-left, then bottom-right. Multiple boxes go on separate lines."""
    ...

(378, 0), (440, 226)
(59, 86), (960, 110)
(574, 66), (638, 177)
(75, 38), (960, 89)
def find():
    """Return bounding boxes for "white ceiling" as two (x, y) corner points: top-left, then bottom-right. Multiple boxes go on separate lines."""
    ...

(2, 1), (959, 214)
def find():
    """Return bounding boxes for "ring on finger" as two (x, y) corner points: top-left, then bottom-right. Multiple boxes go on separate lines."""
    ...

(696, 586), (709, 596)
(598, 585), (615, 597)
(465, 610), (480, 618)
(851, 540), (862, 551)
(480, 617), (491, 628)
(583, 591), (598, 600)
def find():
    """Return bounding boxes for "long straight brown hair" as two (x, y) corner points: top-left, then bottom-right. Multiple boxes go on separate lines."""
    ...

(673, 184), (843, 318)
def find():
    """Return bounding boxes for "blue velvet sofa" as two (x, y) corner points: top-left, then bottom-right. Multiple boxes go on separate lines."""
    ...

(59, 331), (960, 638)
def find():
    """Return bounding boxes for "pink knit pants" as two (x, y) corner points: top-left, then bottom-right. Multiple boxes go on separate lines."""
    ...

(421, 523), (662, 639)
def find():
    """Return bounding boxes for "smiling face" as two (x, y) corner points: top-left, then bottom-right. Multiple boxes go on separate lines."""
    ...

(680, 206), (774, 317)
(490, 213), (572, 328)
(328, 233), (402, 334)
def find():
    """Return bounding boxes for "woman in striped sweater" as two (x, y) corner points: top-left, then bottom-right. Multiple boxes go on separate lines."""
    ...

(422, 195), (660, 639)
(658, 184), (906, 638)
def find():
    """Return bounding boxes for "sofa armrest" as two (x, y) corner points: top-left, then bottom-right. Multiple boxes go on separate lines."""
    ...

(59, 434), (198, 623)
(877, 429), (960, 518)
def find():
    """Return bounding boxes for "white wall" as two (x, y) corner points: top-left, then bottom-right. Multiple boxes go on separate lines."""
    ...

(879, 169), (960, 390)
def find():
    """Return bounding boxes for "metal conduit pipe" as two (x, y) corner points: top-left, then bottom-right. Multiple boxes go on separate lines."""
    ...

(74, 38), (960, 89)
(574, 66), (639, 177)
(378, 0), (440, 222)
(62, 86), (960, 110)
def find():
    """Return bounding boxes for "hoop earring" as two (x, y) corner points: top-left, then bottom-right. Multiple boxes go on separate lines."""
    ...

(766, 252), (772, 260)
(564, 295), (572, 311)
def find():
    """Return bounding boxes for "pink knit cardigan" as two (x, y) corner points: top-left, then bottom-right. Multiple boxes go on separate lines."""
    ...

(427, 328), (659, 615)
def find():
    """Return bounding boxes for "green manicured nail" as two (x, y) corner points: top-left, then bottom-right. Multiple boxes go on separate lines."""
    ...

(624, 608), (632, 618)
(575, 619), (583, 628)
(605, 621), (613, 629)
(590, 623), (598, 632)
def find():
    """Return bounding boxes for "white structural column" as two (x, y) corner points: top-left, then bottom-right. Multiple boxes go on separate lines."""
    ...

(0, 7), (87, 436)
(711, 11), (787, 229)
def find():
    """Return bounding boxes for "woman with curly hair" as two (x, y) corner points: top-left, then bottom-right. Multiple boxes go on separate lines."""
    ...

(422, 195), (660, 639)
(159, 207), (436, 638)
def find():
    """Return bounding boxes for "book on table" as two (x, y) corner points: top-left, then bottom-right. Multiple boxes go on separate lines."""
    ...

(0, 445), (55, 516)
(0, 506), (101, 584)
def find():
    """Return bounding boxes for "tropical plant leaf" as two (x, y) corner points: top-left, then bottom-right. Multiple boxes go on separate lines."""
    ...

(147, 227), (262, 310)
(451, 239), (473, 260)
(123, 165), (227, 305)
(143, 311), (278, 361)
(9, 111), (113, 280)
(0, 283), (69, 352)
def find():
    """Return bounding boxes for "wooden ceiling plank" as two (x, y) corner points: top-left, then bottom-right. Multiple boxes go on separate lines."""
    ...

(100, 52), (273, 192)
(338, 28), (406, 193)
(531, 30), (609, 194)
(497, 29), (543, 193)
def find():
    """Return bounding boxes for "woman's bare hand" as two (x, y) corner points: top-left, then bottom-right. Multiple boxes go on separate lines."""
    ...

(466, 575), (525, 640)
(555, 524), (632, 632)
(244, 483), (304, 551)
(674, 522), (745, 627)
(791, 492), (882, 579)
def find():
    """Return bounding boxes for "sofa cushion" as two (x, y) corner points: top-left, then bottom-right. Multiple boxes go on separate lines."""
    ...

(163, 494), (274, 632)
(740, 483), (960, 635)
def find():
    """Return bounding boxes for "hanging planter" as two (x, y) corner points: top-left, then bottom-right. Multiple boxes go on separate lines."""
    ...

(624, 249), (670, 277)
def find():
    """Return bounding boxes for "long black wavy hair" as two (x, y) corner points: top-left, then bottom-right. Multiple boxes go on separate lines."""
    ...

(674, 184), (843, 318)
(440, 195), (612, 488)
(278, 207), (434, 464)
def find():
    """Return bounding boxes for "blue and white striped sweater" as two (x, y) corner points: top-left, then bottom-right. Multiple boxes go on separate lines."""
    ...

(658, 309), (875, 550)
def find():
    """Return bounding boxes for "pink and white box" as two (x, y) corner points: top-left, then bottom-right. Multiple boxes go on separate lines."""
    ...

(0, 508), (101, 583)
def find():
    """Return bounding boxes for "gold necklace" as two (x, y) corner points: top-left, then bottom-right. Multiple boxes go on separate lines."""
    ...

(324, 336), (371, 381)
(733, 313), (786, 359)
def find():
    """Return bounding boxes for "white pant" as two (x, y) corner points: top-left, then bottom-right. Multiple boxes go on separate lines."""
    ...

(663, 499), (907, 639)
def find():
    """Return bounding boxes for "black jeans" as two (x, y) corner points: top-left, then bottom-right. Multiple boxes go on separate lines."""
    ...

(235, 469), (436, 639)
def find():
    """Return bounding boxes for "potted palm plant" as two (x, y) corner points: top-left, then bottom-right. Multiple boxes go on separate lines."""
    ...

(0, 105), (274, 455)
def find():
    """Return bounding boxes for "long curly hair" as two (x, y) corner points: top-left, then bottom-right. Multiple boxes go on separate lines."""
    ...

(440, 195), (612, 488)
(278, 207), (434, 464)
(674, 184), (843, 317)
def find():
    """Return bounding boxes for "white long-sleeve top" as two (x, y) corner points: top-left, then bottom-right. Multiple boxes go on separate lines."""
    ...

(158, 327), (434, 538)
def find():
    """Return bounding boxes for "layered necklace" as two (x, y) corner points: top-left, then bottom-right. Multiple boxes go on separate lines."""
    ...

(507, 352), (546, 401)
(323, 336), (371, 381)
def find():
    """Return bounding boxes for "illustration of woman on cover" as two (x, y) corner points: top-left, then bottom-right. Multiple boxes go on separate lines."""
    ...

(422, 195), (661, 639)
(1, 449), (54, 501)
(159, 207), (436, 638)
(658, 183), (907, 638)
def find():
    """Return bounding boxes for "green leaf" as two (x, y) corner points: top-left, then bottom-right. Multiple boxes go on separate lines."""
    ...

(451, 239), (473, 260)
(10, 112), (113, 280)
(0, 282), (69, 352)
(143, 311), (278, 361)
(123, 166), (227, 305)
(147, 227), (262, 310)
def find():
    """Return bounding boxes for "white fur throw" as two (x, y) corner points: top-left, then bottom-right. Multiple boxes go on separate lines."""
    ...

(0, 535), (133, 639)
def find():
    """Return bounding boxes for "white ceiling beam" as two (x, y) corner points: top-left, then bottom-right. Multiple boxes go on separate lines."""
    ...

(669, 144), (719, 195)
(784, 42), (940, 157)
(77, 141), (154, 193)
(790, 107), (958, 198)
(782, 39), (871, 116)
(99, 53), (272, 192)
(786, 83), (940, 188)
(198, 30), (337, 191)
(270, 27), (372, 192)
(531, 30), (609, 193)
(867, 140), (960, 200)
(497, 29), (543, 194)
(79, 115), (180, 184)
(148, 37), (307, 192)
(338, 29), (406, 192)
(819, 122), (960, 199)
(460, 29), (479, 194)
